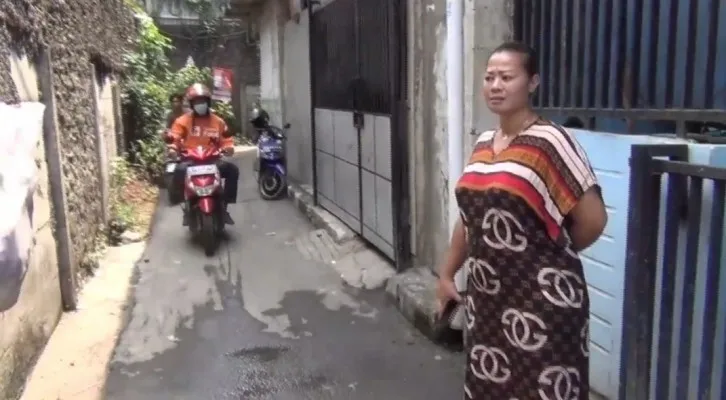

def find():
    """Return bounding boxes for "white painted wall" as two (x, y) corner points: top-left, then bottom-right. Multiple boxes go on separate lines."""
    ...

(259, 0), (284, 127)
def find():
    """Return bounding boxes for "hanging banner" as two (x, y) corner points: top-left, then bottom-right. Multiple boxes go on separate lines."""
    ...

(211, 67), (233, 103)
(0, 101), (45, 311)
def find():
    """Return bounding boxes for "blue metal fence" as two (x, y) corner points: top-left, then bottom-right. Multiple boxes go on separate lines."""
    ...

(622, 144), (726, 399)
(513, 0), (726, 138)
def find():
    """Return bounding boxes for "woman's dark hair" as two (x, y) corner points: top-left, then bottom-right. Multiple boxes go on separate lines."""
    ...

(491, 41), (538, 77)
(169, 93), (183, 102)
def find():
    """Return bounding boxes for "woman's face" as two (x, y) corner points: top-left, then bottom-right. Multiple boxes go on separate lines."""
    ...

(482, 51), (539, 115)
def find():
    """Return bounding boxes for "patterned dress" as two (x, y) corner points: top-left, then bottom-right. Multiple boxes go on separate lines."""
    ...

(455, 119), (597, 400)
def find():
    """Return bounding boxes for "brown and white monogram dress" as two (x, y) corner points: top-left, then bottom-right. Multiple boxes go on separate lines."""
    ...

(455, 119), (596, 399)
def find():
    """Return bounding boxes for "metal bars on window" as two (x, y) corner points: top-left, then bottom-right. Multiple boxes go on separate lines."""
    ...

(512, 0), (726, 127)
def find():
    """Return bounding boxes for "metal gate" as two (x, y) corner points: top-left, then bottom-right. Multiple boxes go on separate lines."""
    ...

(621, 144), (726, 399)
(309, 0), (409, 266)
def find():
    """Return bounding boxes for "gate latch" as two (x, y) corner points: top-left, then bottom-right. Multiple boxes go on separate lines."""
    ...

(353, 111), (364, 129)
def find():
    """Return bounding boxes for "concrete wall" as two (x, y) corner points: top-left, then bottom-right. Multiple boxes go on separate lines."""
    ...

(259, 0), (284, 127)
(281, 10), (313, 186)
(0, 53), (62, 400)
(266, 0), (726, 397)
(265, 0), (513, 261)
(408, 0), (512, 268)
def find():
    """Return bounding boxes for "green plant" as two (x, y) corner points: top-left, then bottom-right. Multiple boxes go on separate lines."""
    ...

(109, 157), (136, 236)
(212, 100), (240, 136)
(168, 64), (212, 95)
(131, 135), (167, 181)
(121, 4), (172, 173)
(121, 1), (242, 181)
(110, 157), (133, 190)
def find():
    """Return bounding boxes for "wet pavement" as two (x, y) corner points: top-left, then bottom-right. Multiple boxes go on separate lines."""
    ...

(104, 149), (464, 400)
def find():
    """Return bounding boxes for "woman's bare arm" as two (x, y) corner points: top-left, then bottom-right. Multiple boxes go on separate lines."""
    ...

(439, 217), (468, 280)
(568, 187), (607, 251)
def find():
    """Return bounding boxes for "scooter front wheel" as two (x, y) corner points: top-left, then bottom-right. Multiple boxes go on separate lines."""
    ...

(258, 169), (287, 200)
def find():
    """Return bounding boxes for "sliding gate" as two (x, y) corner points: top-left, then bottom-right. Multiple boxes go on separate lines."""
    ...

(310, 0), (409, 265)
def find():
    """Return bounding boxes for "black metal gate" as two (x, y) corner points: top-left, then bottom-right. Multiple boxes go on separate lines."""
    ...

(620, 144), (726, 399)
(309, 0), (409, 267)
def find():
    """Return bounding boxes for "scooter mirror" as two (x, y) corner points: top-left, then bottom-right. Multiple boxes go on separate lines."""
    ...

(283, 123), (291, 129)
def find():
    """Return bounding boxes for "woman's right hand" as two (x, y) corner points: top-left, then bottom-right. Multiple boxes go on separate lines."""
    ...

(436, 277), (462, 316)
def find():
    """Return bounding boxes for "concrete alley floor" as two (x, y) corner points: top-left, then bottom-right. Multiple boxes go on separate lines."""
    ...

(101, 149), (464, 400)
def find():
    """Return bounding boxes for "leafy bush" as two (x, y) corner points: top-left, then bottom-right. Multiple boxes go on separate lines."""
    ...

(121, 7), (171, 179)
(109, 157), (134, 239)
(120, 3), (241, 181)
(122, 8), (171, 133)
(168, 64), (212, 96)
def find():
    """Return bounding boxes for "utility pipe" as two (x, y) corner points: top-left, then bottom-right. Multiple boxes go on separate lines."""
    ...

(446, 0), (466, 299)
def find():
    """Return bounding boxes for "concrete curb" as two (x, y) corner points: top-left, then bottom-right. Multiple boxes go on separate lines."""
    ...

(384, 267), (462, 349)
(286, 183), (460, 347)
(286, 183), (357, 244)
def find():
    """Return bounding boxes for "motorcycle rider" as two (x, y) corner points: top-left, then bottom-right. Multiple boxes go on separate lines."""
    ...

(167, 83), (239, 225)
(165, 93), (185, 129)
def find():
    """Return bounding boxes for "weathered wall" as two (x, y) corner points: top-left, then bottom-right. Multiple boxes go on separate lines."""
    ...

(281, 11), (313, 186)
(98, 76), (119, 162)
(266, 0), (511, 266)
(0, 53), (62, 400)
(0, 0), (135, 269)
(0, 1), (134, 398)
(259, 0), (284, 127)
(408, 0), (512, 270)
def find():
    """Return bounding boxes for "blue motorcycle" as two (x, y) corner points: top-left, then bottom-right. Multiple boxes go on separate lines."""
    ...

(250, 106), (289, 200)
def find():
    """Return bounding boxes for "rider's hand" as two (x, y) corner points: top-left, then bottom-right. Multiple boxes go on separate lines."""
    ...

(166, 145), (178, 158)
(221, 147), (234, 156)
(435, 277), (462, 317)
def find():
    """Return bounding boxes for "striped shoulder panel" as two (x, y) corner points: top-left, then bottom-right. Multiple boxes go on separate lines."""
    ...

(523, 121), (595, 189)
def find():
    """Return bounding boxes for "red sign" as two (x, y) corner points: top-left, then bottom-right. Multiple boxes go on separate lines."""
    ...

(211, 67), (233, 102)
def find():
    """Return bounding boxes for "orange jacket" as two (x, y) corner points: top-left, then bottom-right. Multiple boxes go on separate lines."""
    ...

(168, 112), (234, 150)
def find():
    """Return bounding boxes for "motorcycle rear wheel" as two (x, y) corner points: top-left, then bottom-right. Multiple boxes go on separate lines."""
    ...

(258, 169), (286, 200)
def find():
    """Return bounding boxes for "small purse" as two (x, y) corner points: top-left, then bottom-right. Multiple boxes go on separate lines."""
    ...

(434, 291), (467, 333)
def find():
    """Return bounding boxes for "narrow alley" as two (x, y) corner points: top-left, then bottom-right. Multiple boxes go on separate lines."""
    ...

(102, 149), (463, 399)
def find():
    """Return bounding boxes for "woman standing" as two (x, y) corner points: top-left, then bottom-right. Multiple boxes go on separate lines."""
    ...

(436, 42), (607, 399)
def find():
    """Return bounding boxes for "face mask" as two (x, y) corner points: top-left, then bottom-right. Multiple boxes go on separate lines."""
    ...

(193, 103), (209, 115)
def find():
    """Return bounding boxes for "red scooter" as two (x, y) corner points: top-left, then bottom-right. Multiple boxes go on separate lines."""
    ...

(166, 134), (226, 256)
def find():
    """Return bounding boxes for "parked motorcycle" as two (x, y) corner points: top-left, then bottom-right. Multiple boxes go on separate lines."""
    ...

(250, 106), (289, 200)
(179, 138), (227, 256)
